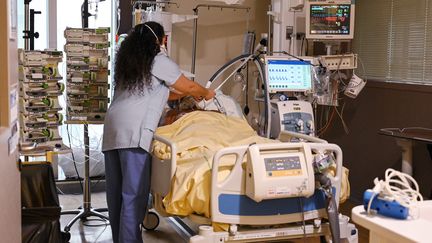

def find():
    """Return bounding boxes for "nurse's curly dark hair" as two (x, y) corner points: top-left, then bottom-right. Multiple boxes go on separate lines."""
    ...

(114, 21), (164, 93)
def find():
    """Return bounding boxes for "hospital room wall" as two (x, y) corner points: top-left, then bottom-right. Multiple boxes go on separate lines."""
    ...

(0, 0), (21, 241)
(321, 81), (432, 202)
(169, 1), (269, 80)
(167, 0), (270, 124)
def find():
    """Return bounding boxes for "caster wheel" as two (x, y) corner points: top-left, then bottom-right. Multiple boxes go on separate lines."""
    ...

(142, 211), (159, 231)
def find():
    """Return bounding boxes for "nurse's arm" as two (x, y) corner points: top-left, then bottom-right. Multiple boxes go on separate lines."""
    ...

(170, 74), (215, 100)
(168, 90), (185, 101)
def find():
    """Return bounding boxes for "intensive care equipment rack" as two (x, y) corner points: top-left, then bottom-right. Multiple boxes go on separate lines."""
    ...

(61, 26), (111, 237)
(18, 50), (65, 150)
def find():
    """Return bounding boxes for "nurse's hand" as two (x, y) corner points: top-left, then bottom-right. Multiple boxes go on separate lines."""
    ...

(204, 89), (216, 100)
(194, 89), (215, 101)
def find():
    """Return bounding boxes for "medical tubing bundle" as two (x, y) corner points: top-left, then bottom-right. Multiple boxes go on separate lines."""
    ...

(364, 168), (423, 219)
(316, 173), (340, 243)
(312, 151), (341, 242)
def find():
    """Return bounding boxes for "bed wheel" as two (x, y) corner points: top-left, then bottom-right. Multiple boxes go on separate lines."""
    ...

(142, 211), (160, 231)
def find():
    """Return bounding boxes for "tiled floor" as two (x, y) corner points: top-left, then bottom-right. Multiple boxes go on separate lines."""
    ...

(59, 190), (368, 243)
(59, 191), (187, 243)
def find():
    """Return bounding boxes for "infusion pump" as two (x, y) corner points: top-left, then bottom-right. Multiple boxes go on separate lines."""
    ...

(245, 143), (315, 202)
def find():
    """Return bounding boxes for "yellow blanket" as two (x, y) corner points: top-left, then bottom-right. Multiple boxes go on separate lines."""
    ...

(153, 111), (274, 217)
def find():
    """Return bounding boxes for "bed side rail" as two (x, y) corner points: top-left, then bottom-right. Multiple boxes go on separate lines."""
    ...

(151, 134), (177, 197)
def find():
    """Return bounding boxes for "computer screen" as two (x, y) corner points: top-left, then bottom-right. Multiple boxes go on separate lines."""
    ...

(265, 57), (312, 93)
(306, 2), (355, 40)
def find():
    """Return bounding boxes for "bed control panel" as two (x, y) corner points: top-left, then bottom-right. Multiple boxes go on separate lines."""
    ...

(245, 143), (315, 202)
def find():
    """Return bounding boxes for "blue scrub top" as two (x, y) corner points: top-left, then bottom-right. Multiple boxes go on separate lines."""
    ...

(102, 52), (181, 152)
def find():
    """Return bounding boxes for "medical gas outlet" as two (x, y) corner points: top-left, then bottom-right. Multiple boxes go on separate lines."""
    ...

(245, 143), (315, 202)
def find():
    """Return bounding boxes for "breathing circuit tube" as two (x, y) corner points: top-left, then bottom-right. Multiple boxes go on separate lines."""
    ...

(316, 173), (340, 243)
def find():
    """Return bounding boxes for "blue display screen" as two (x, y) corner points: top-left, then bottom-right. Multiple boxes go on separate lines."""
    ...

(266, 59), (312, 92)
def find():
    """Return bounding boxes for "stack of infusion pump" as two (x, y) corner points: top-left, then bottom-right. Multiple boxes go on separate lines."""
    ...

(18, 49), (64, 147)
(64, 27), (110, 122)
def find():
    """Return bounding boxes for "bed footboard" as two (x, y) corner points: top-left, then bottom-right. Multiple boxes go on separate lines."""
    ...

(210, 142), (343, 225)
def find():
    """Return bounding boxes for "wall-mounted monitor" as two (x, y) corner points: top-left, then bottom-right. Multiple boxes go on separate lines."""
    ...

(305, 0), (355, 40)
(265, 56), (313, 93)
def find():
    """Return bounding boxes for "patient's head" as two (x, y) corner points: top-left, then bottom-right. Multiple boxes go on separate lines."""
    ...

(161, 96), (221, 126)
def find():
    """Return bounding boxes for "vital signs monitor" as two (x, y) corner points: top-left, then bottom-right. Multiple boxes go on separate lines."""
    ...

(265, 56), (313, 93)
(305, 0), (355, 40)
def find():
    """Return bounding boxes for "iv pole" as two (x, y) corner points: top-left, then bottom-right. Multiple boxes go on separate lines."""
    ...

(61, 0), (109, 237)
(191, 4), (251, 81)
(23, 0), (41, 50)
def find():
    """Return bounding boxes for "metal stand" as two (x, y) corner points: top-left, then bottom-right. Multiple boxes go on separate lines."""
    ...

(61, 1), (109, 235)
(23, 0), (41, 50)
(61, 124), (109, 233)
(191, 4), (251, 80)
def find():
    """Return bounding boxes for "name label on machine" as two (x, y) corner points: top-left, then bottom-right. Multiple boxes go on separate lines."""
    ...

(264, 156), (302, 177)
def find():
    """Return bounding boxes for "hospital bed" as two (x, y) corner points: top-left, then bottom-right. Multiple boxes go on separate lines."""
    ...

(147, 110), (357, 243)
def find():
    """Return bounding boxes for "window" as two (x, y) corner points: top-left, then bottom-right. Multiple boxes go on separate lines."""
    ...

(16, 0), (48, 49)
(354, 0), (432, 85)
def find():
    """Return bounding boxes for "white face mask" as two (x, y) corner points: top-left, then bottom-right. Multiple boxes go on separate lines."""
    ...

(160, 45), (168, 56)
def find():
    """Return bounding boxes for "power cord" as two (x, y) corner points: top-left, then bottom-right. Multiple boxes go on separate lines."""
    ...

(82, 217), (109, 227)
(93, 223), (108, 243)
(366, 168), (423, 217)
(67, 124), (84, 193)
(298, 197), (307, 243)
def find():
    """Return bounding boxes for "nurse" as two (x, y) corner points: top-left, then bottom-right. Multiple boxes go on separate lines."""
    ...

(102, 21), (215, 243)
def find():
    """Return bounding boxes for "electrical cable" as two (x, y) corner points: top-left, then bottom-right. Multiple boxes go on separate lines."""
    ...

(93, 224), (108, 243)
(299, 198), (307, 243)
(366, 192), (378, 216)
(312, 98), (318, 136)
(67, 124), (84, 192)
(300, 35), (305, 56)
(318, 105), (324, 134)
(356, 55), (368, 84)
(244, 32), (256, 116)
(273, 51), (320, 67)
(334, 102), (349, 134)
(317, 106), (336, 137)
(315, 77), (337, 136)
(63, 95), (105, 188)
(82, 217), (109, 227)
(382, 168), (423, 208)
(244, 62), (250, 115)
(57, 186), (66, 195)
(367, 168), (423, 217)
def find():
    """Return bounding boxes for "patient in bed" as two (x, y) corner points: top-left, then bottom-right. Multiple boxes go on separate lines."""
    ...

(160, 91), (245, 126)
(160, 96), (199, 126)
(153, 110), (274, 218)
(153, 99), (350, 219)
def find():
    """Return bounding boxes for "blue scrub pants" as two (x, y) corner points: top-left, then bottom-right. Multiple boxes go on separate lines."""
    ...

(104, 148), (151, 243)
